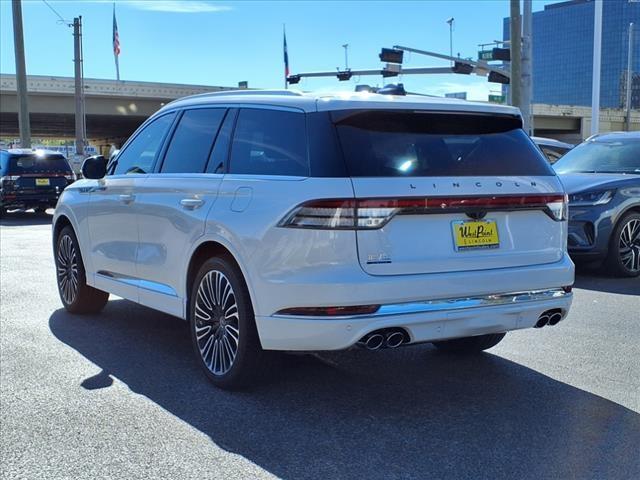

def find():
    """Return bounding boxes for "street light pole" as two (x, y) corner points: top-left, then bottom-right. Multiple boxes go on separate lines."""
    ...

(591, 0), (603, 136)
(625, 23), (634, 132)
(446, 17), (454, 65)
(11, 0), (31, 148)
(342, 44), (349, 70)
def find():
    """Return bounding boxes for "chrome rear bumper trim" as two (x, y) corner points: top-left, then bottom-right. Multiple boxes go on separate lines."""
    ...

(274, 288), (572, 320)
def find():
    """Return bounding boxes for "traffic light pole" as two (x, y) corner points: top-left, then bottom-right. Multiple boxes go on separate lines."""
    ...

(509, 0), (522, 111)
(521, 0), (533, 134)
(392, 45), (510, 79)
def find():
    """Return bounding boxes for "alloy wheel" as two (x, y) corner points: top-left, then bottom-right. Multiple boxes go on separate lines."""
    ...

(194, 270), (240, 376)
(619, 218), (640, 273)
(57, 234), (79, 304)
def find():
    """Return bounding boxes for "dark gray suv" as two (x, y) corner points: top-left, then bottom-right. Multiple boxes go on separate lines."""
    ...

(554, 132), (640, 277)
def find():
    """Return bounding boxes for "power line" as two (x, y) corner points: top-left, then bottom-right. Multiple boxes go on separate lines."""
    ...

(41, 0), (69, 25)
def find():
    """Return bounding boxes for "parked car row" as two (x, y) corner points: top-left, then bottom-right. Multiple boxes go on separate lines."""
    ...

(3, 89), (636, 389)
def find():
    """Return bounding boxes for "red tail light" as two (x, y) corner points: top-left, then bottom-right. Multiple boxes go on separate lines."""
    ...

(276, 305), (381, 316)
(280, 194), (568, 230)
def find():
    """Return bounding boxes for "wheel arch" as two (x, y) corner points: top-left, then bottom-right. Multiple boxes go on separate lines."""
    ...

(185, 240), (257, 319)
(52, 214), (73, 248)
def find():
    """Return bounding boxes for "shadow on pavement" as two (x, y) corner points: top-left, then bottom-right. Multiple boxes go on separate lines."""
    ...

(49, 300), (640, 479)
(0, 210), (53, 227)
(574, 268), (639, 296)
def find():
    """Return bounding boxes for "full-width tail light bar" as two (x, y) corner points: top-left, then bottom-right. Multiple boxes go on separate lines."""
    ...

(279, 194), (568, 230)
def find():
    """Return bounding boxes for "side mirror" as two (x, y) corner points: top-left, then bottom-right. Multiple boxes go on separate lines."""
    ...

(81, 155), (108, 179)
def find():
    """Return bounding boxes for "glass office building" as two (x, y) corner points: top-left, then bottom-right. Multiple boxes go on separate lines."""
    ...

(503, 0), (640, 108)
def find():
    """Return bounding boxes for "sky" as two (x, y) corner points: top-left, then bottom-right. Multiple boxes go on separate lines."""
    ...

(0, 0), (562, 100)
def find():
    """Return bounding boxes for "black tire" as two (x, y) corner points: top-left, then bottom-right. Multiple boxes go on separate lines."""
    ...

(603, 212), (640, 277)
(432, 333), (506, 354)
(55, 225), (109, 314)
(189, 255), (272, 389)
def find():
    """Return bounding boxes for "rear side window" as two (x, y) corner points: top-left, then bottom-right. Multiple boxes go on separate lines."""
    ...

(161, 108), (226, 174)
(7, 154), (71, 173)
(334, 110), (554, 177)
(113, 112), (175, 175)
(229, 109), (308, 176)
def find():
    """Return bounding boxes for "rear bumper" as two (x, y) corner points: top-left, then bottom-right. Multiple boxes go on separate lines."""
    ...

(256, 288), (573, 351)
(1, 192), (60, 210)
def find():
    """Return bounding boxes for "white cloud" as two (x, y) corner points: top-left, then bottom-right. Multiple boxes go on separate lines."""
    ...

(124, 1), (231, 13)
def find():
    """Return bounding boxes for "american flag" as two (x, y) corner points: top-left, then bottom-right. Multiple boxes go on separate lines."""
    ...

(113, 6), (120, 57)
(113, 4), (120, 80)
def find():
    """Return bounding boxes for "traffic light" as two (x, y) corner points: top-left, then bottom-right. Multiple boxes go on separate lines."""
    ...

(336, 70), (353, 81)
(452, 62), (474, 75)
(379, 48), (404, 64)
(488, 71), (510, 84)
(382, 68), (399, 78)
(492, 47), (511, 61)
(287, 74), (301, 85)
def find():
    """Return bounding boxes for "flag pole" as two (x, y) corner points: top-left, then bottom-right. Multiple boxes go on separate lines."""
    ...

(283, 24), (288, 89)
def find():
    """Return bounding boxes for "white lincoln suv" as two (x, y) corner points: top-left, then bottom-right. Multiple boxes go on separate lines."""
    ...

(52, 89), (574, 388)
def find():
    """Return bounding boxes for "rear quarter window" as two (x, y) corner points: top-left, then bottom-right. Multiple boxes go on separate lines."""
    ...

(229, 108), (308, 176)
(333, 110), (554, 177)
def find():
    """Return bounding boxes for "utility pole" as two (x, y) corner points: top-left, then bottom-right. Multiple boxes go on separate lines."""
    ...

(11, 0), (31, 148)
(591, 0), (603, 135)
(73, 17), (86, 157)
(625, 23), (634, 132)
(509, 0), (522, 111)
(521, 0), (533, 135)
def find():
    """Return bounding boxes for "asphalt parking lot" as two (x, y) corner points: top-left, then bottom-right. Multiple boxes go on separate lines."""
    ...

(1, 210), (639, 480)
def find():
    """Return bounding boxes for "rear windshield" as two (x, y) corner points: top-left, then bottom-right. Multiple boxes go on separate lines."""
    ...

(7, 155), (71, 174)
(333, 110), (554, 177)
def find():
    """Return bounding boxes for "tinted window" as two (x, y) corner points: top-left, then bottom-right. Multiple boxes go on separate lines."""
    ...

(161, 108), (226, 174)
(229, 109), (308, 176)
(113, 113), (175, 175)
(334, 110), (554, 177)
(7, 154), (71, 173)
(554, 138), (640, 174)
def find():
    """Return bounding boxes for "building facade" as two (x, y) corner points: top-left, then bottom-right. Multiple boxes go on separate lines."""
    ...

(503, 0), (640, 108)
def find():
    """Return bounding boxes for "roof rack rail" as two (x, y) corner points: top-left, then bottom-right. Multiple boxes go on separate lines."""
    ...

(201, 89), (303, 97)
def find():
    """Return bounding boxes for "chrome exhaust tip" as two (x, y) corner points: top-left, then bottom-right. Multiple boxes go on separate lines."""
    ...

(363, 333), (385, 350)
(385, 331), (405, 348)
(548, 312), (563, 326)
(535, 315), (550, 328)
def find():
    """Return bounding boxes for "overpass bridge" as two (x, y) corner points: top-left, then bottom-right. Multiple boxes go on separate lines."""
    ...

(0, 74), (236, 144)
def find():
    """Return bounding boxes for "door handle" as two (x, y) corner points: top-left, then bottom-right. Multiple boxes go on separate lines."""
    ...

(180, 198), (204, 210)
(119, 194), (135, 204)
